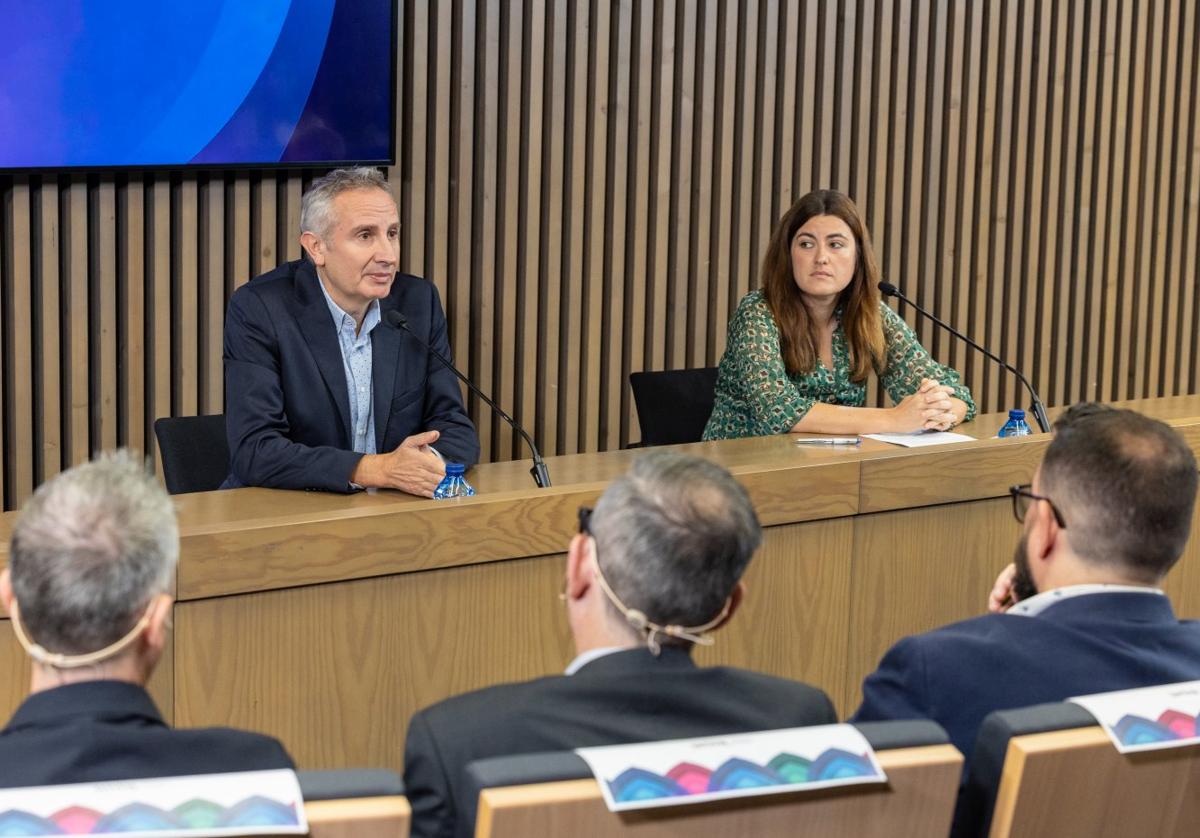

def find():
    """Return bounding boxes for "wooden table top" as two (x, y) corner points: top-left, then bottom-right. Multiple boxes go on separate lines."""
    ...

(5, 395), (1200, 601)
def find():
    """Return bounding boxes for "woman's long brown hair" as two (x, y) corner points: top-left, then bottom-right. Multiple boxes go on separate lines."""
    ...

(761, 190), (885, 381)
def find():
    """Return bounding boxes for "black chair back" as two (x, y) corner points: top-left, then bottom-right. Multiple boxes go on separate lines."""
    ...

(955, 702), (1095, 838)
(154, 414), (229, 494)
(297, 768), (405, 801)
(629, 367), (719, 446)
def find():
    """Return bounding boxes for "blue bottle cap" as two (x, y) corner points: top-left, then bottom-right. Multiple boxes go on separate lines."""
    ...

(1008, 409), (1026, 420)
(445, 462), (466, 476)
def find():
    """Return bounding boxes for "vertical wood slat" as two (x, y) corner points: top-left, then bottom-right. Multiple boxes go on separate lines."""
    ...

(95, 179), (118, 452)
(582, 1), (612, 451)
(1177, 1), (1200, 393)
(450, 0), (478, 394)
(540, 0), (568, 456)
(560, 0), (588, 453)
(473, 0), (500, 463)
(6, 180), (33, 501)
(201, 179), (225, 414)
(38, 179), (62, 482)
(602, 0), (632, 454)
(66, 178), (89, 466)
(495, 0), (522, 461)
(148, 178), (171, 481)
(520, 1), (547, 458)
(2, 0), (1200, 508)
(122, 177), (146, 458)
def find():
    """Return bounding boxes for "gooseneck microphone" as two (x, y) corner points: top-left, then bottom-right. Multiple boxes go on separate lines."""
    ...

(877, 282), (1051, 433)
(384, 309), (552, 488)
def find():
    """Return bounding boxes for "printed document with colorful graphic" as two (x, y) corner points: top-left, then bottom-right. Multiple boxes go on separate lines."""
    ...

(575, 724), (886, 812)
(0, 769), (307, 836)
(1068, 680), (1200, 754)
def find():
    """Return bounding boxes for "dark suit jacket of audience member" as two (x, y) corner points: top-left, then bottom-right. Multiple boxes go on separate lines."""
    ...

(0, 681), (294, 787)
(852, 592), (1200, 759)
(222, 258), (480, 491)
(404, 646), (838, 838)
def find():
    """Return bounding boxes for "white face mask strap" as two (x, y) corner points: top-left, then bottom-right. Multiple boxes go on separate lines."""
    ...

(9, 599), (154, 670)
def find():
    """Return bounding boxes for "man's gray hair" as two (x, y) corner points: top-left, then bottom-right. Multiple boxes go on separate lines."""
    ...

(589, 451), (762, 640)
(9, 450), (178, 656)
(300, 166), (394, 238)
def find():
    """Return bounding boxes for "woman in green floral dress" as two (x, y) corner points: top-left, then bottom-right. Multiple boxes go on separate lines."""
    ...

(703, 190), (975, 440)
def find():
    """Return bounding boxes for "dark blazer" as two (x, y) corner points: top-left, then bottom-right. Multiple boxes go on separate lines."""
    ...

(0, 681), (294, 787)
(403, 647), (838, 838)
(223, 259), (479, 491)
(851, 592), (1200, 760)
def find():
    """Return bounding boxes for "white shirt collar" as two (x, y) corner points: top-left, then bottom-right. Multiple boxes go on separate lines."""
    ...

(564, 646), (629, 675)
(1008, 583), (1166, 617)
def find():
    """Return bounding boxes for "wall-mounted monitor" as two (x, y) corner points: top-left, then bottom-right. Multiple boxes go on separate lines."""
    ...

(0, 0), (395, 171)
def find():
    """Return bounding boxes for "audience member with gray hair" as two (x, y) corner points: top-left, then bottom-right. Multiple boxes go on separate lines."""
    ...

(404, 450), (835, 838)
(223, 165), (478, 495)
(0, 451), (293, 787)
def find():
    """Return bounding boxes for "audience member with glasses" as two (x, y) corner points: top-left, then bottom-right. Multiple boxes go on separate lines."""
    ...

(403, 450), (837, 838)
(850, 402), (1200, 762)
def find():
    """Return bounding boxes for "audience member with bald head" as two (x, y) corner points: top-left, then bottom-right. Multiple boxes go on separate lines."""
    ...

(403, 450), (837, 838)
(853, 403), (1200, 759)
(0, 451), (293, 787)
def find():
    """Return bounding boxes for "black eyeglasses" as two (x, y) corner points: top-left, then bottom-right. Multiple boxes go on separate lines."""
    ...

(1009, 484), (1067, 528)
(578, 506), (593, 535)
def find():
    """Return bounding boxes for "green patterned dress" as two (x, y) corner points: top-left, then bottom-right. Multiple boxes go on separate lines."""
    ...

(703, 289), (976, 440)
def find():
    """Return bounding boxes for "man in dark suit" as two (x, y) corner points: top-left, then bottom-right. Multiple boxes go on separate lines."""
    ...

(852, 403), (1200, 760)
(403, 451), (837, 838)
(223, 167), (478, 495)
(0, 452), (294, 786)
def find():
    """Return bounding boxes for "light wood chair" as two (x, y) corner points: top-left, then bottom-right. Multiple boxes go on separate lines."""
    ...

(470, 722), (963, 837)
(304, 795), (410, 838)
(986, 726), (1200, 837)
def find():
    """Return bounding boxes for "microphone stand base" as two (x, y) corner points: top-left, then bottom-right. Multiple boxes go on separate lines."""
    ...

(531, 461), (552, 488)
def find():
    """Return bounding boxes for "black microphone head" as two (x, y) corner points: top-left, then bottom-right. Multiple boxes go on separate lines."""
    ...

(878, 281), (900, 298)
(384, 309), (408, 329)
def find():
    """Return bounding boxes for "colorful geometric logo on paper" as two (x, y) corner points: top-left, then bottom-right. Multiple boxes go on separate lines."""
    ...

(1110, 709), (1200, 745)
(0, 795), (299, 835)
(767, 752), (812, 783)
(1158, 710), (1198, 738)
(665, 762), (711, 794)
(608, 769), (687, 802)
(607, 748), (879, 802)
(810, 749), (878, 780)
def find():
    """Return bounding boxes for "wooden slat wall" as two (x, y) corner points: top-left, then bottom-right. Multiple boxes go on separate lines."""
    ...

(2, 0), (1199, 510)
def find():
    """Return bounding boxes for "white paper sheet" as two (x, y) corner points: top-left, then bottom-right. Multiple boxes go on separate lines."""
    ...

(862, 431), (976, 448)
(575, 724), (886, 812)
(0, 769), (307, 836)
(1068, 680), (1200, 754)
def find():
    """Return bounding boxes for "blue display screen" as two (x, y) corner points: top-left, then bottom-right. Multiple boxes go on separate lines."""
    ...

(0, 0), (394, 169)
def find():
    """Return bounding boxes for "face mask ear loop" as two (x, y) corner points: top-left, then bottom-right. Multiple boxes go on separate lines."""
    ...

(9, 599), (153, 670)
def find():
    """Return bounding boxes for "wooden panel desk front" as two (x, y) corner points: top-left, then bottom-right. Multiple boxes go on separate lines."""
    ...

(3, 398), (1200, 775)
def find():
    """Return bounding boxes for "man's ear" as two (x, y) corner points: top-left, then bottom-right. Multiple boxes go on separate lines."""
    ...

(300, 231), (326, 266)
(0, 569), (13, 618)
(142, 594), (174, 656)
(712, 581), (745, 632)
(1027, 497), (1061, 564)
(565, 533), (593, 602)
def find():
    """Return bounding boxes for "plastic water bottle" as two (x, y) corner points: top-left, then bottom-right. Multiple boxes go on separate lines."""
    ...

(433, 462), (476, 499)
(997, 409), (1033, 438)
